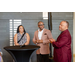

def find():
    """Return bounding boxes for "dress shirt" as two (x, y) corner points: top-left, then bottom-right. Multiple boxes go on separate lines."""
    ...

(38, 28), (44, 40)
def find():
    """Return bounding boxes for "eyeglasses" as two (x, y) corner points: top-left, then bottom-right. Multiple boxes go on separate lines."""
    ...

(38, 24), (44, 26)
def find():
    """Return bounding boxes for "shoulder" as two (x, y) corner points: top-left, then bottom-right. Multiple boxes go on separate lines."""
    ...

(66, 30), (71, 37)
(14, 33), (17, 37)
(44, 28), (51, 33)
(34, 30), (38, 34)
(26, 33), (30, 38)
(26, 33), (29, 36)
(63, 30), (70, 36)
(14, 33), (17, 38)
(61, 30), (71, 38)
(26, 33), (30, 37)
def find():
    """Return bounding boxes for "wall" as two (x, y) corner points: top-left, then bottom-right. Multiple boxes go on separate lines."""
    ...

(0, 19), (13, 61)
(0, 12), (73, 62)
(73, 12), (75, 54)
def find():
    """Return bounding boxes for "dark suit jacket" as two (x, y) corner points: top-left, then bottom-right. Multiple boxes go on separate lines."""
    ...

(52, 29), (72, 62)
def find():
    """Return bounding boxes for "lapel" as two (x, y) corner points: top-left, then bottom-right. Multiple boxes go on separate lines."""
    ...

(36, 30), (39, 40)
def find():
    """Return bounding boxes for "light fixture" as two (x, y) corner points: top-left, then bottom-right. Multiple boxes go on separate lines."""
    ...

(43, 12), (48, 19)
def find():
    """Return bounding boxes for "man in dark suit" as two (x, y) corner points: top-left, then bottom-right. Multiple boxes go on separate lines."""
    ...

(50, 21), (72, 62)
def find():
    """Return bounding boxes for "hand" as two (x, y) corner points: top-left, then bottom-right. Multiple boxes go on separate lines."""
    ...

(35, 40), (37, 43)
(39, 40), (43, 43)
(35, 40), (43, 43)
(49, 38), (55, 43)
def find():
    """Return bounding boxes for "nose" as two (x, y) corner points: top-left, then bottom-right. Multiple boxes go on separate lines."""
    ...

(59, 25), (61, 27)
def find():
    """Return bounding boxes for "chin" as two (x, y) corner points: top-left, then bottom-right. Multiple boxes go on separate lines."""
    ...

(59, 28), (61, 31)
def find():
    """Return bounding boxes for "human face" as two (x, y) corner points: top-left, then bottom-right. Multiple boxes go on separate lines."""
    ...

(19, 26), (24, 33)
(38, 22), (44, 30)
(59, 21), (67, 31)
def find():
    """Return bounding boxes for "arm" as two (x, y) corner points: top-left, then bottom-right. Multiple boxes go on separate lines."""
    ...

(43, 30), (53, 44)
(14, 34), (19, 45)
(33, 32), (37, 44)
(25, 33), (30, 45)
(52, 35), (68, 48)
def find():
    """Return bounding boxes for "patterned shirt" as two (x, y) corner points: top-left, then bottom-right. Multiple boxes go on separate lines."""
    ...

(17, 33), (27, 45)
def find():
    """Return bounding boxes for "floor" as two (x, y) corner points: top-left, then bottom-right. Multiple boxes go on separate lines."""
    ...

(0, 55), (75, 62)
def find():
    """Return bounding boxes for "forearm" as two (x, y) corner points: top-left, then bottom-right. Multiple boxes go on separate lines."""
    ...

(15, 43), (19, 46)
(33, 39), (37, 44)
(43, 39), (50, 44)
(52, 41), (64, 48)
(25, 41), (29, 45)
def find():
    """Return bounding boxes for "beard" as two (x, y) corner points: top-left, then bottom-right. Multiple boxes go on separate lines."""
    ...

(39, 28), (43, 30)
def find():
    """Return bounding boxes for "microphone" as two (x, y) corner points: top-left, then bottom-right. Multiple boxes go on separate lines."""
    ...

(20, 44), (25, 48)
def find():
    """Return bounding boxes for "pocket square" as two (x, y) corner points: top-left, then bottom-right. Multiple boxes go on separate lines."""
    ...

(44, 33), (47, 35)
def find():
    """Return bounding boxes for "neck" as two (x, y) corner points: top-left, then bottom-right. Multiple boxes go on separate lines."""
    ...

(19, 32), (23, 35)
(39, 29), (42, 31)
(62, 28), (68, 32)
(39, 28), (44, 31)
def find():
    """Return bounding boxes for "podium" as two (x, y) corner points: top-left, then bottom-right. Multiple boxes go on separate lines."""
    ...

(4, 45), (40, 62)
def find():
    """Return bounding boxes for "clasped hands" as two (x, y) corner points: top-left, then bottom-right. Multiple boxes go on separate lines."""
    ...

(35, 40), (43, 44)
(35, 38), (55, 44)
(49, 38), (55, 43)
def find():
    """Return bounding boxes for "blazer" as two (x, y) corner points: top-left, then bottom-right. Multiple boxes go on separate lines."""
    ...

(33, 28), (52, 54)
(52, 29), (72, 62)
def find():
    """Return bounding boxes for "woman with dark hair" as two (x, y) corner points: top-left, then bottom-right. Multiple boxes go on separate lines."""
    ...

(14, 25), (30, 45)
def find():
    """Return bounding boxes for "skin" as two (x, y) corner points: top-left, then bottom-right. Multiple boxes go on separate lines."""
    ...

(35, 22), (44, 44)
(50, 21), (68, 43)
(14, 26), (30, 45)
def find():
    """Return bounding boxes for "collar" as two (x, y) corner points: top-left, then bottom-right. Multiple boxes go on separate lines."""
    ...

(61, 29), (68, 33)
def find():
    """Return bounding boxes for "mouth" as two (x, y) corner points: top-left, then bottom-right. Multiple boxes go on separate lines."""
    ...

(59, 27), (61, 30)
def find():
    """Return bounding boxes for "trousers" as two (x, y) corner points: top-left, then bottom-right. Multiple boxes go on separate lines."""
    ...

(37, 54), (49, 62)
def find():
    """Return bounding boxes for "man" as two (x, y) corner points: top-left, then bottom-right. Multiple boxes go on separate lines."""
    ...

(50, 21), (72, 62)
(33, 21), (52, 62)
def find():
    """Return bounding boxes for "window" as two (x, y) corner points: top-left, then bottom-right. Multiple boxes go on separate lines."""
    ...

(43, 12), (48, 19)
(9, 19), (22, 46)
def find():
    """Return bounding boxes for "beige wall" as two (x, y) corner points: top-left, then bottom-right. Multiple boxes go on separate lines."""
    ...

(73, 12), (75, 54)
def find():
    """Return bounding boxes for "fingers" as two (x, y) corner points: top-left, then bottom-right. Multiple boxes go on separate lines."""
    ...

(35, 40), (40, 43)
(35, 40), (43, 43)
(49, 38), (55, 43)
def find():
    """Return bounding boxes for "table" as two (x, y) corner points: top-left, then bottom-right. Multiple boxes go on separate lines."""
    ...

(4, 45), (40, 62)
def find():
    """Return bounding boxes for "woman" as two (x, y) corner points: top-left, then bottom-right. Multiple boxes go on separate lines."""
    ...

(14, 25), (30, 45)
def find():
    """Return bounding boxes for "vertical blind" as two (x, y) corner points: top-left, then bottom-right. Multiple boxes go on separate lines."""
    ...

(9, 19), (22, 46)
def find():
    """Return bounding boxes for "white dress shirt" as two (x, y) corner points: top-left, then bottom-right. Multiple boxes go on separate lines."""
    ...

(38, 28), (44, 40)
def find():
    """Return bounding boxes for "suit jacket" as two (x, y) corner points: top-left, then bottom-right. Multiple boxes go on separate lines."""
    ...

(52, 29), (72, 62)
(33, 28), (52, 54)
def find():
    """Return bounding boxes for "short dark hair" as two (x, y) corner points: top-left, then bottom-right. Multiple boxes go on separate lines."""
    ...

(38, 21), (44, 25)
(17, 25), (26, 33)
